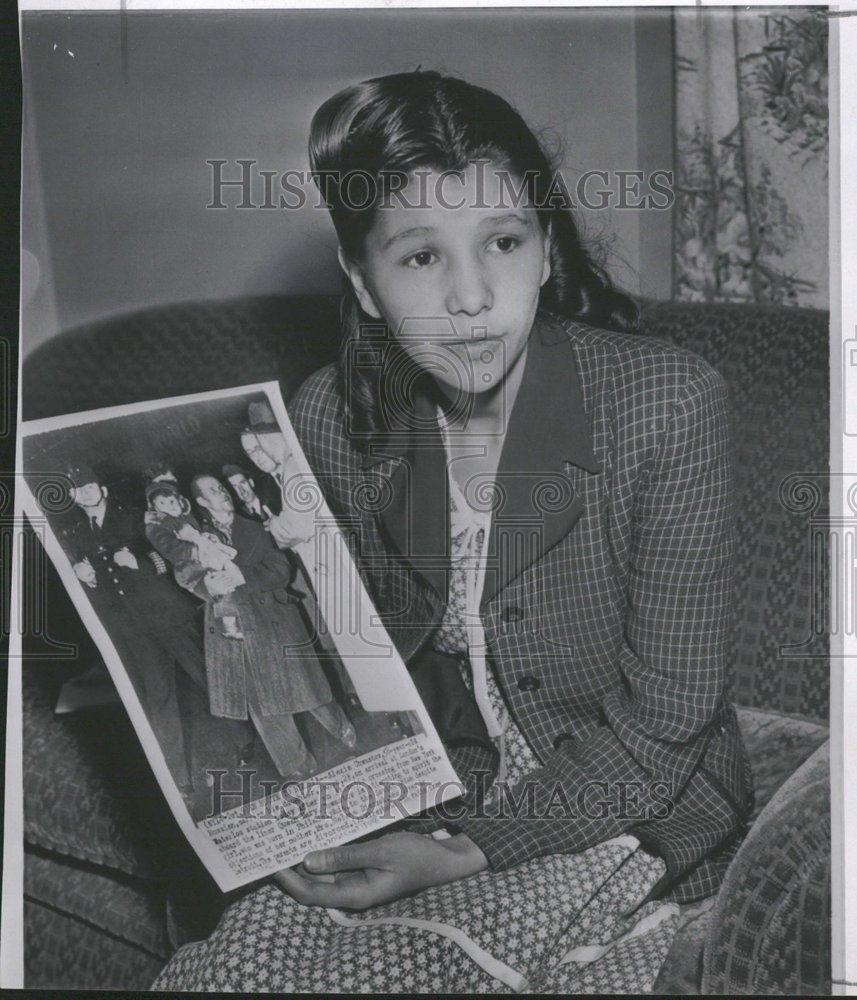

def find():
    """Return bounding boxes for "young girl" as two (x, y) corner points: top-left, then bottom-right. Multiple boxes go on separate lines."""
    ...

(156, 71), (752, 993)
(144, 480), (245, 640)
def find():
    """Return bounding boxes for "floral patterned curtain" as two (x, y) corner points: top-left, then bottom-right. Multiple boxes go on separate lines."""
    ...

(672, 8), (828, 307)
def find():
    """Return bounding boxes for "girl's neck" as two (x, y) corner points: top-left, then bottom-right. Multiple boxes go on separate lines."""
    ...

(438, 339), (529, 438)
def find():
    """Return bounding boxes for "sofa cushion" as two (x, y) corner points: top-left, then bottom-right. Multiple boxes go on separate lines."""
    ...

(24, 848), (171, 958)
(736, 707), (829, 820)
(24, 894), (166, 990)
(22, 294), (341, 421)
(23, 663), (156, 876)
(22, 661), (204, 880)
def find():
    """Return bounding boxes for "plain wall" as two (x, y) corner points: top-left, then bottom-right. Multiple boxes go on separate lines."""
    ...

(21, 8), (674, 357)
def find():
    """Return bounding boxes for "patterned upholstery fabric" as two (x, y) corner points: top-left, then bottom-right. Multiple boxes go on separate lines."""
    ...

(22, 663), (163, 876)
(639, 301), (829, 720)
(21, 661), (225, 989)
(24, 850), (171, 959)
(23, 294), (341, 420)
(736, 708), (829, 822)
(702, 740), (831, 994)
(654, 706), (828, 993)
(24, 898), (166, 990)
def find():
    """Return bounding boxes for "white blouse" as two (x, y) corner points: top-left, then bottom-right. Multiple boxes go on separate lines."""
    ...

(432, 410), (541, 786)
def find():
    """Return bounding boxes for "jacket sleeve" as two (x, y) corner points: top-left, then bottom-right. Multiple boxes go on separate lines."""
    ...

(145, 519), (197, 565)
(452, 362), (736, 871)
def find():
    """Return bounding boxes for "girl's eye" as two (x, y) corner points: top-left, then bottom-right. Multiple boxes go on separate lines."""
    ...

(403, 250), (437, 269)
(489, 235), (519, 254)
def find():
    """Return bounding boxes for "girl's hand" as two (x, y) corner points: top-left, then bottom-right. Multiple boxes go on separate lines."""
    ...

(274, 831), (488, 910)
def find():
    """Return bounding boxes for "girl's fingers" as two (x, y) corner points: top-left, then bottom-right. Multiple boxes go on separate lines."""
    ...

(274, 866), (378, 909)
(274, 867), (342, 906)
(302, 840), (389, 874)
(293, 863), (337, 884)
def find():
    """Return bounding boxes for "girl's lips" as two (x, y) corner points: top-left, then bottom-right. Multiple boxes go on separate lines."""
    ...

(445, 335), (502, 348)
(447, 337), (505, 361)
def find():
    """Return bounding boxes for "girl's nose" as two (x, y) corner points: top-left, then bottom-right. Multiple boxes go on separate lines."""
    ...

(445, 260), (493, 317)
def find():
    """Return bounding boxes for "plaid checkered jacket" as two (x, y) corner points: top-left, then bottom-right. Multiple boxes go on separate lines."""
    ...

(290, 310), (754, 903)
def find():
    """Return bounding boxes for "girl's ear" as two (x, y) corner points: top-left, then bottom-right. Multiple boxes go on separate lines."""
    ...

(540, 221), (552, 288)
(337, 247), (382, 319)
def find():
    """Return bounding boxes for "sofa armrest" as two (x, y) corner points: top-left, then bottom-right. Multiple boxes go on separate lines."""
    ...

(701, 740), (830, 994)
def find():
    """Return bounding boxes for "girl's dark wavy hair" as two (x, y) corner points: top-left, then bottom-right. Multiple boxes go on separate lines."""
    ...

(308, 70), (639, 441)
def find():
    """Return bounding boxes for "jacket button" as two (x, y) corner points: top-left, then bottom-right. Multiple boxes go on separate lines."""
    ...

(208, 626), (215, 633)
(553, 733), (574, 750)
(516, 674), (540, 692)
(502, 606), (524, 624)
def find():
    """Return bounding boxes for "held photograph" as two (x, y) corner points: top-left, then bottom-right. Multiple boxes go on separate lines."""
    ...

(5, 1), (839, 995)
(20, 384), (443, 877)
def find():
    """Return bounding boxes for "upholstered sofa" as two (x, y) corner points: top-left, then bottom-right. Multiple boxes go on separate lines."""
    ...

(19, 295), (831, 992)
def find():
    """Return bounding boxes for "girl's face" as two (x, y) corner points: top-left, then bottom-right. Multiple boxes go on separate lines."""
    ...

(154, 493), (183, 517)
(340, 162), (550, 400)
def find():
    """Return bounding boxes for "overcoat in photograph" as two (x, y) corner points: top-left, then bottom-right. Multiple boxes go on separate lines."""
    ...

(289, 310), (754, 902)
(194, 513), (332, 720)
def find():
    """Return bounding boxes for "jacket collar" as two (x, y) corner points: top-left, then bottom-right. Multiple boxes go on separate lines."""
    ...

(361, 311), (600, 604)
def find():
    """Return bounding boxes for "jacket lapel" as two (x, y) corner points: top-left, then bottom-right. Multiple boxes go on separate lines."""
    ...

(359, 312), (600, 607)
(362, 380), (450, 602)
(226, 510), (261, 565)
(480, 314), (600, 605)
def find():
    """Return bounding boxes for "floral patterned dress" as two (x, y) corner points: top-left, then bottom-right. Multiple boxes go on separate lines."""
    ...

(431, 455), (539, 789)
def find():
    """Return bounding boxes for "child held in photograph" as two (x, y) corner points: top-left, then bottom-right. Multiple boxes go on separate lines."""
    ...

(155, 70), (754, 992)
(144, 479), (245, 640)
